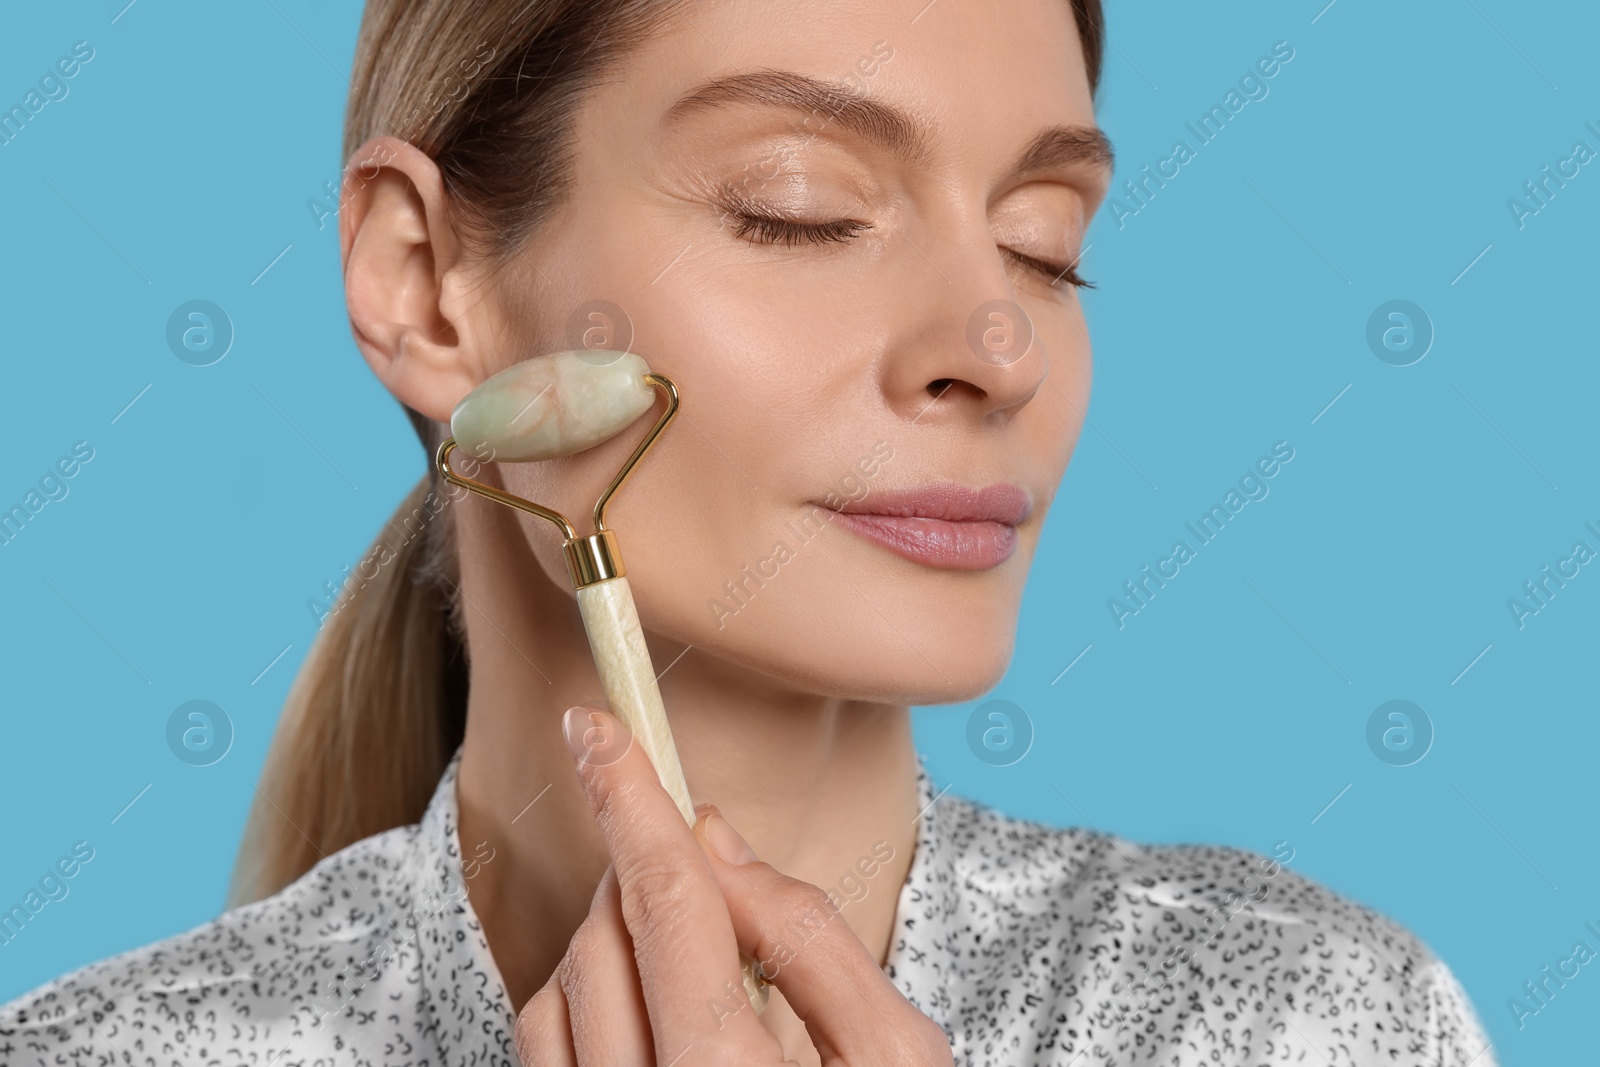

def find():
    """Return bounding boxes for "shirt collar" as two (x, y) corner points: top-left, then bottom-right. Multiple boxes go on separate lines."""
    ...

(410, 747), (518, 1066)
(880, 753), (961, 1029)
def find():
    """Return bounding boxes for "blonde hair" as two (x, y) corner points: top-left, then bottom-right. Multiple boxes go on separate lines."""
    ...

(229, 0), (1106, 906)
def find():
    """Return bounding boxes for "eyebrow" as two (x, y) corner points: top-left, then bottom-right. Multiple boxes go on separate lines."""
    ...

(665, 68), (1114, 181)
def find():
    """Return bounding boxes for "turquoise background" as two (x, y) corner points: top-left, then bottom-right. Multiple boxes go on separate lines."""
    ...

(2, 1), (1595, 1061)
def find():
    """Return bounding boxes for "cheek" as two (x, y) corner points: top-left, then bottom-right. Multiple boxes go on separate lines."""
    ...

(608, 241), (880, 512)
(1036, 305), (1092, 472)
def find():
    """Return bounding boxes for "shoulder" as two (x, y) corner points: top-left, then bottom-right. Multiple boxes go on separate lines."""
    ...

(929, 793), (1497, 1066)
(0, 824), (429, 1067)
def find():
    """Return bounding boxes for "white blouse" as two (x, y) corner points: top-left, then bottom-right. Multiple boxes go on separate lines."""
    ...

(0, 749), (1496, 1066)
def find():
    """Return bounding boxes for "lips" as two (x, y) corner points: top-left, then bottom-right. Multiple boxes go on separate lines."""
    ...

(821, 483), (1031, 570)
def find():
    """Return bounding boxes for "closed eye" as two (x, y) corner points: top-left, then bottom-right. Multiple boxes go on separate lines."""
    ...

(1002, 247), (1094, 290)
(726, 209), (1095, 290)
(727, 212), (869, 247)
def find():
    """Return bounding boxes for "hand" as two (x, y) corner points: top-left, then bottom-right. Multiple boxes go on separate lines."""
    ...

(512, 705), (955, 1067)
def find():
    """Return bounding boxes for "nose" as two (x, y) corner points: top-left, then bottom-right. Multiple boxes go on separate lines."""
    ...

(876, 222), (1057, 426)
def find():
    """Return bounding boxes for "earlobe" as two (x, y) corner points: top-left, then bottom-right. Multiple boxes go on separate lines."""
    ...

(340, 135), (487, 424)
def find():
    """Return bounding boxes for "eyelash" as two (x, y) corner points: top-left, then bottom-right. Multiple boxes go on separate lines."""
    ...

(727, 211), (1095, 290)
(730, 212), (867, 247)
(1000, 247), (1095, 291)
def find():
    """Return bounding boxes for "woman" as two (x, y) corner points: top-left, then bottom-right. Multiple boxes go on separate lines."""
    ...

(0, 0), (1496, 1064)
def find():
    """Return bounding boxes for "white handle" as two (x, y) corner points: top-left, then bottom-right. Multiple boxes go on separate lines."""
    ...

(574, 576), (770, 1013)
(575, 576), (695, 822)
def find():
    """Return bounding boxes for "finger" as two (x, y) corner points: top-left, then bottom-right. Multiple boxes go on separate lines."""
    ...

(561, 705), (775, 1058)
(513, 979), (577, 1067)
(694, 807), (953, 1065)
(556, 866), (656, 1067)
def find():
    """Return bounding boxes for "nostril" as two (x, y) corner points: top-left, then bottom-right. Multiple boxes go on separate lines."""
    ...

(926, 378), (986, 402)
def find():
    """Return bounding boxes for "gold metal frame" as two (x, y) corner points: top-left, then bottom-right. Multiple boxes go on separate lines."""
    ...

(434, 372), (680, 588)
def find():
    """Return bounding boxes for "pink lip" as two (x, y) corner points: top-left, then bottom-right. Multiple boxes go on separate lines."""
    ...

(821, 483), (1031, 570)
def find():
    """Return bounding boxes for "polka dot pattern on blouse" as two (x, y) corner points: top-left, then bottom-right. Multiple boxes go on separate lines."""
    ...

(0, 749), (1496, 1066)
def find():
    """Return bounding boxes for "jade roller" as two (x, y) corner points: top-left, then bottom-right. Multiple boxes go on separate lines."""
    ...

(437, 349), (770, 1014)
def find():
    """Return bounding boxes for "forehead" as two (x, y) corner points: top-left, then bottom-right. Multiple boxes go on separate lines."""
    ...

(607, 0), (1098, 164)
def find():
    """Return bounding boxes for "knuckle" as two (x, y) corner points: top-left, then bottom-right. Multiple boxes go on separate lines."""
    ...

(588, 773), (650, 835)
(552, 912), (620, 1003)
(772, 877), (840, 932)
(782, 876), (837, 915)
(552, 948), (583, 1000)
(563, 916), (610, 966)
(583, 768), (624, 824)
(740, 876), (842, 981)
(617, 858), (698, 941)
(512, 987), (562, 1065)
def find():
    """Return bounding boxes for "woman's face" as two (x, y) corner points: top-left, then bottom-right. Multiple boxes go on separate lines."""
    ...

(476, 0), (1109, 703)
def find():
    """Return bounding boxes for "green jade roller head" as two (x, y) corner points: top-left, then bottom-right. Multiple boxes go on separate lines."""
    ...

(438, 350), (677, 589)
(433, 350), (772, 1014)
(450, 349), (658, 463)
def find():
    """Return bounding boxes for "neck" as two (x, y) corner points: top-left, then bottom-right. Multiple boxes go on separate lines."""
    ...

(450, 498), (921, 1012)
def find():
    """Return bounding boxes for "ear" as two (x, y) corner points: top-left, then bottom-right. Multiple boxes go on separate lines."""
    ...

(339, 135), (493, 424)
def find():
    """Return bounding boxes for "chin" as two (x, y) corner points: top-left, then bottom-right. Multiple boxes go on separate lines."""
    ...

(681, 580), (1022, 706)
(898, 637), (1017, 705)
(813, 626), (1019, 705)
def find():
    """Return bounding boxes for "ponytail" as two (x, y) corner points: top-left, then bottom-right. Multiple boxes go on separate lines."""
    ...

(228, 416), (468, 905)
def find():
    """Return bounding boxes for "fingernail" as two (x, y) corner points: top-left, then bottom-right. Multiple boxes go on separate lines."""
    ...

(703, 810), (759, 866)
(562, 705), (608, 763)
